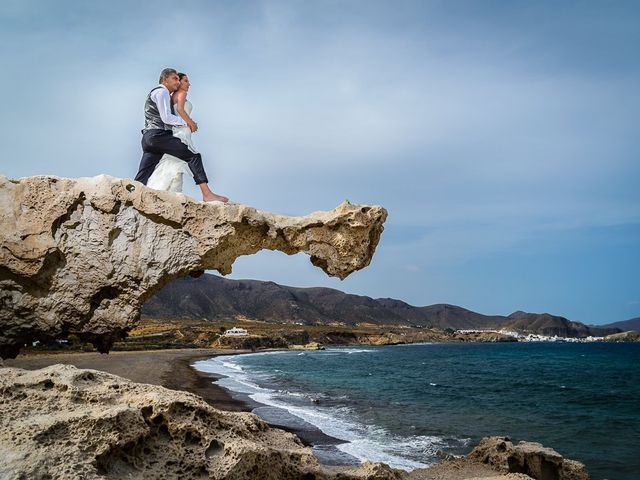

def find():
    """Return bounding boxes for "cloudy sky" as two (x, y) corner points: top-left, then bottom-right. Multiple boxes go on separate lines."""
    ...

(2, 0), (638, 324)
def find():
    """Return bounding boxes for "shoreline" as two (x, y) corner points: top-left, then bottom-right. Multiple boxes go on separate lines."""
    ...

(188, 348), (356, 462)
(3, 348), (256, 412)
(2, 345), (600, 478)
(2, 347), (348, 456)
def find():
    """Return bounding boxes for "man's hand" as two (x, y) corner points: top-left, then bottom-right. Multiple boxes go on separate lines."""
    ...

(187, 120), (198, 133)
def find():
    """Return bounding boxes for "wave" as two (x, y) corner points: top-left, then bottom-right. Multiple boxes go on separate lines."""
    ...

(330, 348), (376, 354)
(221, 360), (243, 371)
(248, 386), (435, 470)
(192, 354), (455, 471)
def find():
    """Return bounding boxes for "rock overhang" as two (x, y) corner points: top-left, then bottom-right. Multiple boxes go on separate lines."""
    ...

(0, 174), (387, 358)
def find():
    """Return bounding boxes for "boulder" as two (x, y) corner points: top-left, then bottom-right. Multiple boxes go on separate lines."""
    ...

(468, 436), (589, 480)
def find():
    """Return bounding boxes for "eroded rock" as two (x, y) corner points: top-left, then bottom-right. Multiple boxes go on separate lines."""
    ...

(468, 436), (589, 480)
(0, 175), (387, 358)
(0, 364), (400, 480)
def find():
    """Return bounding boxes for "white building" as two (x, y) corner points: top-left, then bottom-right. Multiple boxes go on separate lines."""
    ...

(223, 327), (249, 336)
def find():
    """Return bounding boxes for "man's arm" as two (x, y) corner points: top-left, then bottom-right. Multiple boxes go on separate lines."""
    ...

(151, 88), (186, 126)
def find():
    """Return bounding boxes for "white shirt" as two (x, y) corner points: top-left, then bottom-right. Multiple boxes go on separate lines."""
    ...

(150, 85), (186, 127)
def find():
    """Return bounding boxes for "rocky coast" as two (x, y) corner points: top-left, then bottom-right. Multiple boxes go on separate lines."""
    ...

(0, 175), (590, 479)
(2, 349), (589, 480)
(0, 174), (386, 359)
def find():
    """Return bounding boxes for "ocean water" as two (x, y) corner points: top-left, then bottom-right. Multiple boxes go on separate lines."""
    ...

(193, 342), (640, 479)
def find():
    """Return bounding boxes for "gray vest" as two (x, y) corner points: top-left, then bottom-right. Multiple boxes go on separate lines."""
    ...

(143, 86), (173, 132)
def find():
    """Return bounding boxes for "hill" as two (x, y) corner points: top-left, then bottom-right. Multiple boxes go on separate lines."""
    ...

(600, 317), (640, 332)
(143, 274), (619, 338)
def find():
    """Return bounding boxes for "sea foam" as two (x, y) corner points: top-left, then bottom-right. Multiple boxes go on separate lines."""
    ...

(192, 350), (450, 471)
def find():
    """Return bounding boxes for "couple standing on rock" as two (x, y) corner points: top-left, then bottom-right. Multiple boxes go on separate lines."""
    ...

(134, 68), (229, 203)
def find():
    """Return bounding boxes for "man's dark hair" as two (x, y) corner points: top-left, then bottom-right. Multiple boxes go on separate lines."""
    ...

(159, 68), (177, 83)
(177, 72), (187, 80)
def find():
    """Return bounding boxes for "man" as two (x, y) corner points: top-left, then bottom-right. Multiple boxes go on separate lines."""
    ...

(134, 68), (228, 203)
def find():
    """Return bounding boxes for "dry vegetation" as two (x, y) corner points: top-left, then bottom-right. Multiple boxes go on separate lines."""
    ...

(23, 316), (515, 355)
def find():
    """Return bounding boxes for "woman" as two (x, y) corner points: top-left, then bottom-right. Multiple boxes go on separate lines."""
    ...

(147, 73), (226, 200)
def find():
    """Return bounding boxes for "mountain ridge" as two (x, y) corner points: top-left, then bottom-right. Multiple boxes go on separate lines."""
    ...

(143, 273), (620, 338)
(599, 316), (640, 332)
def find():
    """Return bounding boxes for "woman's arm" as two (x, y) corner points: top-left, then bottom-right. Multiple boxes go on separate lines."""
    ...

(173, 91), (197, 132)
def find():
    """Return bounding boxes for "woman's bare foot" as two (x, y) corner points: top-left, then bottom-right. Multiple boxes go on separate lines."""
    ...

(202, 192), (229, 203)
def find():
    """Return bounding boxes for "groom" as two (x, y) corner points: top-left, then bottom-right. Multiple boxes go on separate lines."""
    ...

(134, 68), (228, 202)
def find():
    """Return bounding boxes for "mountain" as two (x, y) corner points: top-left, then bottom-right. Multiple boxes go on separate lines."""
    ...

(504, 311), (616, 337)
(599, 317), (640, 332)
(143, 274), (620, 338)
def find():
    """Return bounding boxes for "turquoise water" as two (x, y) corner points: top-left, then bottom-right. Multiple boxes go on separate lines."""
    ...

(194, 343), (640, 479)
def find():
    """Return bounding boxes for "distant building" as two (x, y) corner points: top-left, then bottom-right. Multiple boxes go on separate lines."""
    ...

(223, 327), (249, 336)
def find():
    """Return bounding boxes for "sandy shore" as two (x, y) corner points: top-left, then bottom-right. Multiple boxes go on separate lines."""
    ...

(3, 348), (255, 412)
(3, 348), (342, 450)
(3, 348), (582, 479)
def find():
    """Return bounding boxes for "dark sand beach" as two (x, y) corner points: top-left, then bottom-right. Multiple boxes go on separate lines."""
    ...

(3, 347), (593, 479)
(4, 348), (254, 412)
(3, 348), (341, 449)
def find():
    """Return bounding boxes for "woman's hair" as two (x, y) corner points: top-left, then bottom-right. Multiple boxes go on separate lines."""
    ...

(177, 72), (187, 80)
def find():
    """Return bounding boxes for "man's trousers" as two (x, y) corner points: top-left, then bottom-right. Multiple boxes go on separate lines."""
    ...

(135, 129), (208, 185)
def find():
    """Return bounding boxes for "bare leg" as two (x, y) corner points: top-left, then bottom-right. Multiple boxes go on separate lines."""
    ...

(198, 183), (229, 203)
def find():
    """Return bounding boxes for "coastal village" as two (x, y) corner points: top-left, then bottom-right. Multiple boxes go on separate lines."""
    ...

(25, 322), (640, 354)
(455, 329), (640, 342)
(101, 319), (640, 353)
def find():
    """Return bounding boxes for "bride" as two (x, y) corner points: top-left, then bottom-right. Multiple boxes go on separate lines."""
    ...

(147, 73), (223, 197)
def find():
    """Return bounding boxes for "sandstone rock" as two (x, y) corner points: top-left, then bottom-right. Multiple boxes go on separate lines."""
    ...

(404, 456), (533, 480)
(289, 342), (324, 350)
(0, 175), (387, 358)
(468, 436), (589, 480)
(464, 476), (534, 480)
(331, 461), (405, 479)
(0, 364), (402, 480)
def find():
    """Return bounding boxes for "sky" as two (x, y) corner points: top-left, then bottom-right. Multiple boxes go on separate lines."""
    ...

(1, 0), (638, 325)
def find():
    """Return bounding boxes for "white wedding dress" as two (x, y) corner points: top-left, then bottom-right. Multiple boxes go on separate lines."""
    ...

(147, 100), (197, 192)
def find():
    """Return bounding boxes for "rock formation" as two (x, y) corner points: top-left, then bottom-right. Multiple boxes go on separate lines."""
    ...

(0, 364), (401, 479)
(0, 175), (387, 358)
(467, 437), (589, 480)
(604, 331), (640, 342)
(404, 436), (590, 480)
(1, 364), (591, 480)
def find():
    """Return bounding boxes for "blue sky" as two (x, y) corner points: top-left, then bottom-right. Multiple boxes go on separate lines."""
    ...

(1, 1), (638, 324)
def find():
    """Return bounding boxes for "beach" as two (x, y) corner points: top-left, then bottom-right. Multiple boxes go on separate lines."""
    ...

(2, 347), (343, 450)
(3, 348), (254, 413)
(186, 343), (640, 478)
(2, 345), (601, 479)
(6, 347), (374, 469)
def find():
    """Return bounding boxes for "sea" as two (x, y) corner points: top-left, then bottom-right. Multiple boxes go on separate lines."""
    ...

(192, 342), (640, 480)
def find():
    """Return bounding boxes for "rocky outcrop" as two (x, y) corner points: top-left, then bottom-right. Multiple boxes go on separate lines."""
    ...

(451, 331), (517, 343)
(603, 331), (640, 342)
(0, 364), (401, 480)
(0, 363), (594, 480)
(505, 312), (617, 338)
(0, 175), (386, 358)
(214, 334), (291, 350)
(468, 436), (589, 480)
